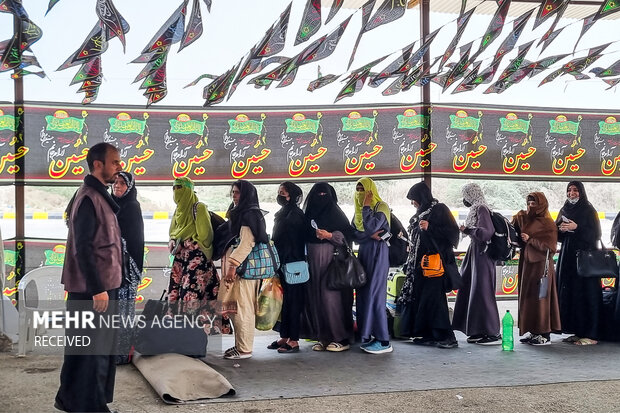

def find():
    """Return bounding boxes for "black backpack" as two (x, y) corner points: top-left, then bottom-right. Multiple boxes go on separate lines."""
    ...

(485, 211), (519, 262)
(373, 204), (409, 267)
(193, 202), (228, 259)
(388, 212), (409, 267)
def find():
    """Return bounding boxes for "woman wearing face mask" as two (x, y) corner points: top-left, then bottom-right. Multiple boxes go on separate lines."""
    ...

(452, 183), (500, 346)
(269, 182), (310, 353)
(219, 180), (269, 359)
(556, 181), (602, 346)
(168, 178), (224, 331)
(111, 172), (144, 364)
(302, 182), (355, 352)
(352, 178), (393, 354)
(398, 182), (460, 349)
(512, 192), (561, 346)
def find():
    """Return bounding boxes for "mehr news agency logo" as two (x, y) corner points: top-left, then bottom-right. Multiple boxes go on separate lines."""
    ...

(31, 309), (217, 348)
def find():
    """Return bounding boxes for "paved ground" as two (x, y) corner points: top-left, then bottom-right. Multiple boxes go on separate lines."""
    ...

(2, 350), (620, 413)
(3, 301), (620, 412)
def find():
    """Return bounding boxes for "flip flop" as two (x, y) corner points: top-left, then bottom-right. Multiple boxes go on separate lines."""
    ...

(575, 338), (597, 346)
(562, 335), (579, 343)
(277, 343), (300, 353)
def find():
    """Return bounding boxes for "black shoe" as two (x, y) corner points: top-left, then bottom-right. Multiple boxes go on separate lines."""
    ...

(436, 340), (458, 349)
(519, 333), (533, 343)
(476, 335), (501, 346)
(466, 334), (484, 343)
(54, 399), (67, 412)
(267, 340), (285, 350)
(412, 337), (436, 346)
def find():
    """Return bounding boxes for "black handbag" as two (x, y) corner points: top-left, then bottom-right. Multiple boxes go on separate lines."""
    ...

(576, 240), (619, 278)
(134, 291), (207, 358)
(326, 244), (367, 290)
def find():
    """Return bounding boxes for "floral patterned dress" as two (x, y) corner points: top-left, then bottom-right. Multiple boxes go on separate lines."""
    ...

(168, 239), (232, 335)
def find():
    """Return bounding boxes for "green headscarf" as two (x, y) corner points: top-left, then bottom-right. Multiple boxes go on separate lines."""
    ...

(169, 177), (213, 259)
(353, 177), (391, 231)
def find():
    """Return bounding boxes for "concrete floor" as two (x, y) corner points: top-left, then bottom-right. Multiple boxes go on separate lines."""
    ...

(3, 301), (620, 412)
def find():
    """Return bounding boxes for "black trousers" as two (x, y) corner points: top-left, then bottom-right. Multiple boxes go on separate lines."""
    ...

(279, 278), (305, 341)
(55, 289), (118, 413)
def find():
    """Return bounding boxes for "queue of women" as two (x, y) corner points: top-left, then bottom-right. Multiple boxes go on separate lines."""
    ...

(111, 176), (620, 361)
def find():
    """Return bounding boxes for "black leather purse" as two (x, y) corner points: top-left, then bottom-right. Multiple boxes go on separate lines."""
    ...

(576, 240), (619, 278)
(326, 244), (367, 290)
(134, 291), (207, 358)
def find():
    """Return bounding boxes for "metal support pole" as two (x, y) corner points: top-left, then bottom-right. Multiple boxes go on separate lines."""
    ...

(420, 0), (432, 190)
(13, 13), (26, 285)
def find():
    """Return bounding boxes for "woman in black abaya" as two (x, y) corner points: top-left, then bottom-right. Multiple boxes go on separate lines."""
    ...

(302, 182), (355, 352)
(398, 182), (460, 349)
(111, 172), (144, 364)
(556, 181), (603, 345)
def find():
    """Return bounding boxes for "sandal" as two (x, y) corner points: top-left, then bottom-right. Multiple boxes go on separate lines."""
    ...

(326, 342), (350, 352)
(562, 335), (579, 343)
(277, 343), (300, 353)
(312, 342), (325, 351)
(223, 347), (252, 359)
(575, 338), (597, 346)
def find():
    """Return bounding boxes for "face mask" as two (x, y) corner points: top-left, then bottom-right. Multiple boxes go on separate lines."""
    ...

(567, 197), (579, 205)
(276, 195), (287, 206)
(355, 192), (366, 205)
(173, 188), (183, 204)
(463, 199), (472, 208)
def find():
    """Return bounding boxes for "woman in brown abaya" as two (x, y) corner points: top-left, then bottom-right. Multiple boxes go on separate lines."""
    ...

(512, 192), (561, 346)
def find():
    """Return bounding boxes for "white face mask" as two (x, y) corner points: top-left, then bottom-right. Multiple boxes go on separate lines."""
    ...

(567, 197), (579, 205)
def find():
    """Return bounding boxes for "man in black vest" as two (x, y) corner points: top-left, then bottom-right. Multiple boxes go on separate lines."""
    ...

(55, 142), (123, 412)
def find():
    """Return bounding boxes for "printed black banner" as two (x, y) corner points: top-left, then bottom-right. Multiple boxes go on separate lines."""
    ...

(0, 101), (619, 184)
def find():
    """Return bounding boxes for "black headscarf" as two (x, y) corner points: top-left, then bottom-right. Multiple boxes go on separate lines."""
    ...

(227, 180), (268, 243)
(407, 182), (436, 214)
(273, 182), (308, 263)
(304, 182), (353, 243)
(556, 180), (601, 241)
(399, 182), (459, 305)
(111, 172), (144, 272)
(278, 181), (303, 207)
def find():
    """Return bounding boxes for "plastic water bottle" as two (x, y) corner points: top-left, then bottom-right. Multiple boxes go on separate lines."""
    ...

(502, 310), (514, 351)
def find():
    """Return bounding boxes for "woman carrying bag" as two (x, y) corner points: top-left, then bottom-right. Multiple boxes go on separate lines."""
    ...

(219, 179), (269, 360)
(398, 182), (460, 349)
(269, 182), (310, 353)
(556, 181), (602, 346)
(512, 192), (561, 346)
(302, 182), (355, 352)
(452, 183), (501, 346)
(168, 177), (225, 330)
(168, 178), (217, 313)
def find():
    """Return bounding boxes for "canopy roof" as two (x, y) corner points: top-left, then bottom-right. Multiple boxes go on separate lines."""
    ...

(340, 0), (620, 20)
